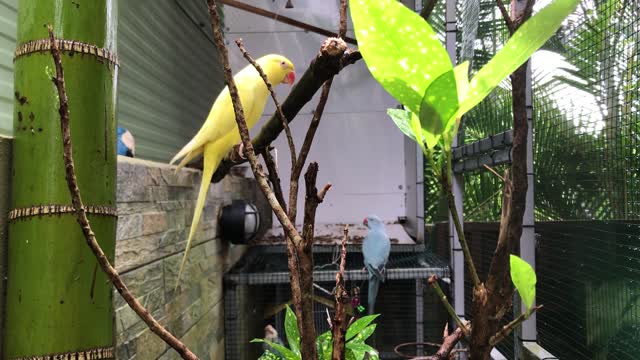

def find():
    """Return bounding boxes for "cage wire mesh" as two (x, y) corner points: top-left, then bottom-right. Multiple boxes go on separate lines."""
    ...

(429, 0), (639, 359)
(224, 246), (451, 359)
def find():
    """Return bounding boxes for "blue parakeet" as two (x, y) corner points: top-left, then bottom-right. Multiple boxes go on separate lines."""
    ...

(362, 215), (391, 315)
(117, 127), (135, 157)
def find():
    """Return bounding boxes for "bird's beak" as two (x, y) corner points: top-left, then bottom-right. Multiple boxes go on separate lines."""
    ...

(363, 218), (368, 227)
(284, 71), (296, 85)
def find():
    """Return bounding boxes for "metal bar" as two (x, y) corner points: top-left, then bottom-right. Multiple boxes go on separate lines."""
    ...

(416, 279), (425, 357)
(452, 129), (514, 160)
(453, 148), (513, 173)
(218, 0), (358, 45)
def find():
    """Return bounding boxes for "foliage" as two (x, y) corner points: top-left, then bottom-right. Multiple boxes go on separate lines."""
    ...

(252, 306), (380, 360)
(351, 0), (580, 155)
(509, 255), (537, 314)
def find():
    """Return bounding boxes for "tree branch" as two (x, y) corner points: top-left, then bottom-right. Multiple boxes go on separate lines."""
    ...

(331, 225), (349, 360)
(47, 26), (198, 360)
(489, 305), (543, 346)
(428, 275), (469, 336)
(496, 0), (515, 33)
(207, 0), (305, 247)
(420, 0), (439, 21)
(235, 38), (297, 166)
(211, 41), (361, 182)
(262, 147), (287, 209)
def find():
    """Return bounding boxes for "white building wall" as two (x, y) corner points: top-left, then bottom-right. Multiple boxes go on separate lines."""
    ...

(224, 0), (410, 226)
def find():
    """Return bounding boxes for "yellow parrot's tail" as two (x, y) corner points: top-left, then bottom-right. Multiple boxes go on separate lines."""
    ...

(175, 141), (226, 289)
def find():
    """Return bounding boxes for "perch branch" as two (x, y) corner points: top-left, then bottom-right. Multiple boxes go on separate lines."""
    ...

(393, 324), (466, 360)
(489, 305), (543, 346)
(235, 38), (297, 166)
(331, 225), (349, 360)
(428, 275), (469, 336)
(218, 0), (357, 45)
(207, 0), (304, 246)
(211, 41), (361, 182)
(48, 26), (198, 360)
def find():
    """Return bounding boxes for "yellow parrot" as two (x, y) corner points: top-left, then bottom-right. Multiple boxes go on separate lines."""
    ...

(170, 54), (296, 287)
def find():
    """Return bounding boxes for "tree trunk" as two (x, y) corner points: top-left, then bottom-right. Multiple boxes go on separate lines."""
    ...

(4, 1), (118, 358)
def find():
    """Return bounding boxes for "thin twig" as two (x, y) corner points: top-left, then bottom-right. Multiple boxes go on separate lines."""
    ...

(262, 148), (287, 209)
(207, 0), (304, 246)
(331, 225), (349, 360)
(496, 0), (514, 33)
(47, 26), (198, 360)
(489, 305), (543, 346)
(428, 275), (470, 336)
(235, 38), (297, 166)
(483, 164), (506, 182)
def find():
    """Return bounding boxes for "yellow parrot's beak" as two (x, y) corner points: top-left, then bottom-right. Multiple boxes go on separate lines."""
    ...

(284, 71), (296, 85)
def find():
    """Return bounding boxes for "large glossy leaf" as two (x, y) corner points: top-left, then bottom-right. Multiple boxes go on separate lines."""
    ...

(387, 108), (418, 142)
(419, 68), (459, 136)
(345, 314), (379, 341)
(351, 0), (452, 114)
(346, 343), (379, 360)
(251, 339), (300, 360)
(284, 305), (301, 355)
(348, 324), (377, 344)
(457, 0), (581, 116)
(316, 330), (332, 360)
(510, 255), (537, 313)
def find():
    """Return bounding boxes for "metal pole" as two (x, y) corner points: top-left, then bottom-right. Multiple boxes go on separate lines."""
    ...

(445, 0), (466, 333)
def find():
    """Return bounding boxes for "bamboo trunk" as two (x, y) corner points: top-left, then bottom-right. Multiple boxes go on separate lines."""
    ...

(4, 1), (118, 358)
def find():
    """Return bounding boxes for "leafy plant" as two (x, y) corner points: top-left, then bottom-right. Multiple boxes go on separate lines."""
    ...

(510, 254), (537, 315)
(252, 305), (379, 360)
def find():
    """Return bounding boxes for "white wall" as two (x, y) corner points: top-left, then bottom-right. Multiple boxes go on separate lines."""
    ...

(224, 0), (407, 225)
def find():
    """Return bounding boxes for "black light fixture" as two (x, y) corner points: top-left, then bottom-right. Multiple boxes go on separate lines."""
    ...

(285, 0), (294, 9)
(220, 200), (261, 244)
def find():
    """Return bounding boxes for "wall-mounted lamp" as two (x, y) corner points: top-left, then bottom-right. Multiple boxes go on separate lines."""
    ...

(285, 0), (294, 9)
(220, 200), (261, 244)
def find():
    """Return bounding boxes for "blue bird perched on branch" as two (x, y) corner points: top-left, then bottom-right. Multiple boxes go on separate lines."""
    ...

(362, 215), (391, 315)
(116, 127), (135, 157)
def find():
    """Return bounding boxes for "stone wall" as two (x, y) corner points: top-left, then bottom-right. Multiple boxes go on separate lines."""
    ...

(114, 157), (270, 360)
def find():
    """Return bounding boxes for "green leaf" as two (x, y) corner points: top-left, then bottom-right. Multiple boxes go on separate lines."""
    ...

(345, 349), (358, 360)
(258, 350), (283, 360)
(510, 254), (537, 312)
(346, 343), (379, 360)
(419, 68), (459, 136)
(284, 305), (301, 355)
(458, 0), (581, 116)
(387, 108), (418, 142)
(348, 324), (377, 344)
(345, 314), (379, 341)
(315, 331), (332, 360)
(251, 339), (300, 360)
(351, 0), (452, 114)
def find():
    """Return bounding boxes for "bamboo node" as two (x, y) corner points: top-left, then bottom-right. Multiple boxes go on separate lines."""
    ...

(8, 204), (117, 221)
(10, 346), (114, 360)
(14, 38), (119, 66)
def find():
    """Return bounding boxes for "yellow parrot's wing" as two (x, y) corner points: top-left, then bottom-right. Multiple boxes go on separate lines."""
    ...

(174, 75), (263, 289)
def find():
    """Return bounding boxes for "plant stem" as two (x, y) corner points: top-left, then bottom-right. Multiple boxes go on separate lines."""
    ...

(331, 226), (349, 360)
(443, 151), (481, 287)
(489, 305), (542, 346)
(428, 275), (469, 336)
(48, 26), (198, 360)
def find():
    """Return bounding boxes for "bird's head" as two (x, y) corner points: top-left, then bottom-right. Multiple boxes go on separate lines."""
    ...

(363, 215), (384, 230)
(257, 54), (296, 86)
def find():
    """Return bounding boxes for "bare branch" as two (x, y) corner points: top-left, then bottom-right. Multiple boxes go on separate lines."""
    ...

(428, 275), (470, 336)
(207, 0), (304, 246)
(47, 26), (198, 360)
(331, 225), (349, 360)
(496, 0), (515, 33)
(490, 305), (543, 346)
(420, 0), (439, 21)
(235, 38), (297, 166)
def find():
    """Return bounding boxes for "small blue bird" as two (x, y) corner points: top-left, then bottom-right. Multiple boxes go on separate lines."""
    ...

(117, 127), (136, 157)
(362, 215), (391, 315)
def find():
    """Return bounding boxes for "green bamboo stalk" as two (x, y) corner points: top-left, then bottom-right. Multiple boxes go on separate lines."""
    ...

(4, 1), (117, 358)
